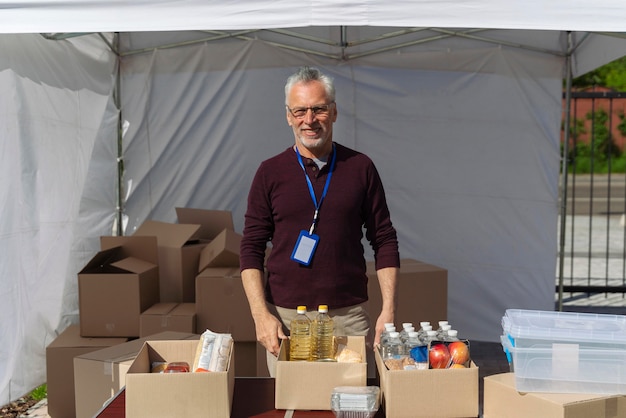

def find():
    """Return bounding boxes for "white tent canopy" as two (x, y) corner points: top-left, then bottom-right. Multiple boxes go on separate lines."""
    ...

(3, 1), (626, 405)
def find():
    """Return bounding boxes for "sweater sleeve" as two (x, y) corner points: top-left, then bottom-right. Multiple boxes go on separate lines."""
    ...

(363, 160), (400, 270)
(240, 162), (273, 272)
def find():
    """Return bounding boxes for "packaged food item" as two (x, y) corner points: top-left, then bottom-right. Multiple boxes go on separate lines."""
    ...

(335, 344), (362, 363)
(151, 362), (168, 373)
(164, 361), (190, 373)
(331, 386), (380, 418)
(193, 329), (233, 372)
(428, 339), (471, 369)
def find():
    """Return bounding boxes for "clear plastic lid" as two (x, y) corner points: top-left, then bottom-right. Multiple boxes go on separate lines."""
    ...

(503, 309), (626, 343)
(331, 386), (380, 413)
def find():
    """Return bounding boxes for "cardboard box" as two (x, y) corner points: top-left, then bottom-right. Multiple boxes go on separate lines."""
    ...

(133, 220), (203, 303)
(375, 348), (478, 417)
(175, 207), (234, 239)
(45, 324), (127, 418)
(73, 331), (199, 418)
(140, 302), (196, 337)
(367, 258), (447, 328)
(198, 228), (242, 270)
(195, 267), (255, 341)
(133, 208), (234, 303)
(125, 339), (234, 418)
(78, 236), (160, 337)
(275, 336), (367, 411)
(483, 372), (626, 418)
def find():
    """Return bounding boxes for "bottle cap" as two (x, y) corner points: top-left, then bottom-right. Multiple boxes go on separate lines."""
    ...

(318, 304), (329, 313)
(296, 305), (307, 314)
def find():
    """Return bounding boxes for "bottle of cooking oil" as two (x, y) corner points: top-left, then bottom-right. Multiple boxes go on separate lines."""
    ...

(310, 304), (335, 361)
(289, 305), (312, 361)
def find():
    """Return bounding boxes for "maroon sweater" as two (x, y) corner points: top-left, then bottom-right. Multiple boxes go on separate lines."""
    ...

(240, 143), (400, 310)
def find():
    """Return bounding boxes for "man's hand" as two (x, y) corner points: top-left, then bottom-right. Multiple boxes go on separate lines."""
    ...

(254, 310), (288, 356)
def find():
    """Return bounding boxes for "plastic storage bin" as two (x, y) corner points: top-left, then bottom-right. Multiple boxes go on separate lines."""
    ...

(331, 386), (380, 418)
(501, 309), (626, 394)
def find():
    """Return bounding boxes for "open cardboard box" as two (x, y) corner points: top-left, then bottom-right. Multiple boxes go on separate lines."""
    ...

(79, 236), (160, 337)
(74, 331), (199, 418)
(275, 335), (367, 411)
(483, 372), (626, 418)
(125, 339), (234, 418)
(375, 347), (478, 417)
(133, 208), (234, 303)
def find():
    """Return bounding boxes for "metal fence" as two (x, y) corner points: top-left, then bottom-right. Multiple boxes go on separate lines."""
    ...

(557, 90), (626, 310)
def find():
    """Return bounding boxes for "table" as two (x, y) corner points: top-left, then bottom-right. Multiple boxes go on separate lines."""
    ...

(95, 377), (384, 417)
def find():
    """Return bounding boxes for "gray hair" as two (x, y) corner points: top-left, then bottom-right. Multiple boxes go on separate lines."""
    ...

(284, 66), (335, 105)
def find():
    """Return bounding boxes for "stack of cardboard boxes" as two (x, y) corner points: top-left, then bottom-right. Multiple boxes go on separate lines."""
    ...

(46, 206), (454, 416)
(47, 208), (241, 417)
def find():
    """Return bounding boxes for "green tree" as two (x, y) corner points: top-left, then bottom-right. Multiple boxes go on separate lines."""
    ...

(573, 56), (626, 90)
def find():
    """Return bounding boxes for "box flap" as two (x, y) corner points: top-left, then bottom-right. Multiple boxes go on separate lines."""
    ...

(198, 228), (242, 271)
(75, 331), (200, 363)
(134, 220), (201, 248)
(99, 235), (159, 265)
(176, 207), (234, 240)
(79, 246), (120, 274)
(110, 257), (157, 274)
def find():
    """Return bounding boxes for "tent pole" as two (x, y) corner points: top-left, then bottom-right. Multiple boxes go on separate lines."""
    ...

(114, 32), (124, 236)
(557, 31), (574, 311)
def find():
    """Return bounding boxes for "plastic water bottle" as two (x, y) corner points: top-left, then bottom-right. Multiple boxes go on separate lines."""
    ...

(445, 329), (460, 342)
(405, 331), (428, 369)
(310, 304), (335, 361)
(437, 324), (452, 340)
(417, 323), (432, 341)
(380, 323), (396, 347)
(289, 305), (311, 361)
(399, 324), (415, 343)
(382, 331), (405, 360)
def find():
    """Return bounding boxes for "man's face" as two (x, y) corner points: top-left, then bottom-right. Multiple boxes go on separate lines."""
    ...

(286, 80), (337, 157)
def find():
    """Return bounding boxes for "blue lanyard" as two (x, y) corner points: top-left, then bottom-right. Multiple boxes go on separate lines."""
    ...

(295, 143), (337, 234)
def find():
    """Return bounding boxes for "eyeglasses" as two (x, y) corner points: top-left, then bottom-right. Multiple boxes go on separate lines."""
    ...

(286, 102), (335, 119)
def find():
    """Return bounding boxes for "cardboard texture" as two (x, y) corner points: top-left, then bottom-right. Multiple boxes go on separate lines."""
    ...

(78, 236), (160, 337)
(133, 208), (235, 303)
(73, 331), (199, 418)
(367, 258), (447, 329)
(233, 341), (258, 377)
(275, 336), (367, 411)
(375, 348), (478, 417)
(125, 340), (234, 418)
(133, 220), (203, 303)
(483, 372), (626, 418)
(140, 302), (196, 337)
(175, 207), (234, 240)
(45, 324), (127, 418)
(195, 267), (255, 341)
(198, 228), (242, 271)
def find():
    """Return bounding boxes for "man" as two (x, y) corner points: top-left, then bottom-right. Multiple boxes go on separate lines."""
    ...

(240, 66), (399, 372)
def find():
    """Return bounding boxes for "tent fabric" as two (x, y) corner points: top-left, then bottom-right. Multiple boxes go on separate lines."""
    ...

(2, 1), (626, 33)
(2, 1), (626, 406)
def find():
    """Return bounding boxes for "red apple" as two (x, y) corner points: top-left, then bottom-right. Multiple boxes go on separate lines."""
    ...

(448, 341), (470, 365)
(429, 343), (451, 369)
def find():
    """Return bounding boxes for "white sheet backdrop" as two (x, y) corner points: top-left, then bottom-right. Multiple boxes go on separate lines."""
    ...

(2, 24), (626, 405)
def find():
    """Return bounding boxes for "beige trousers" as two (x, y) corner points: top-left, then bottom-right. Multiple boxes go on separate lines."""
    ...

(264, 302), (373, 377)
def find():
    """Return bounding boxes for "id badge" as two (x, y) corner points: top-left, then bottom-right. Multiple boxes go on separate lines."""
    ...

(290, 230), (319, 266)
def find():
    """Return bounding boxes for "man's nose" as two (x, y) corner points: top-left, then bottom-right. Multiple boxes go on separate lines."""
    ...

(303, 108), (317, 124)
